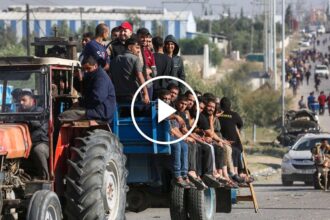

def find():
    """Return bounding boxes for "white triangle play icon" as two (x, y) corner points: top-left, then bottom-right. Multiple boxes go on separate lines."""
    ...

(158, 99), (177, 123)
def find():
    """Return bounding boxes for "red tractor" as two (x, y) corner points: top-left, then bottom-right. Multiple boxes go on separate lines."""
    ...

(0, 37), (127, 219)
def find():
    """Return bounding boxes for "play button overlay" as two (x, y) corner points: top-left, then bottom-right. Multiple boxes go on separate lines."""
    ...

(157, 99), (176, 123)
(131, 76), (200, 145)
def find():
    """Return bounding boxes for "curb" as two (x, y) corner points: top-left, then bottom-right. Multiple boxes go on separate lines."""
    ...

(251, 167), (280, 178)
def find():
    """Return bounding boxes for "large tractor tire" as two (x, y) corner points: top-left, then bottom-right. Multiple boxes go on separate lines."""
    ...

(65, 130), (128, 220)
(188, 188), (216, 220)
(26, 190), (62, 220)
(169, 184), (188, 220)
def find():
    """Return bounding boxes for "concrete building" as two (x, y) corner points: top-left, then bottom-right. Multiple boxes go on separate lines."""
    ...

(0, 5), (196, 41)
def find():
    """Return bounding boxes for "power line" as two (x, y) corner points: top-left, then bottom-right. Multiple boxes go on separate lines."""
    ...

(31, 10), (46, 36)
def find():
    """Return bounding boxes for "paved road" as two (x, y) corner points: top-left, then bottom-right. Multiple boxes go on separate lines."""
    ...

(294, 33), (330, 132)
(126, 173), (330, 220)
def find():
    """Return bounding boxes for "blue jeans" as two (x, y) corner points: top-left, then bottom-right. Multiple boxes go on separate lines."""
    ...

(171, 138), (188, 178)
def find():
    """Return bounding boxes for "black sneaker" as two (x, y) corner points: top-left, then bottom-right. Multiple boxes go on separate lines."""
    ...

(232, 174), (245, 183)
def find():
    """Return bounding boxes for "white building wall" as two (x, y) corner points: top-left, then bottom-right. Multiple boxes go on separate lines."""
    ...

(168, 20), (175, 36)
(0, 8), (197, 40)
(17, 20), (22, 39)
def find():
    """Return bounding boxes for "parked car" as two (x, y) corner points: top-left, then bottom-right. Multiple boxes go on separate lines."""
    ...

(281, 133), (330, 186)
(277, 110), (320, 147)
(298, 40), (310, 47)
(315, 64), (329, 79)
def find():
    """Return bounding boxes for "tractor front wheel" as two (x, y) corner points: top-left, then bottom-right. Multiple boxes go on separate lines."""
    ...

(26, 190), (62, 220)
(65, 130), (128, 220)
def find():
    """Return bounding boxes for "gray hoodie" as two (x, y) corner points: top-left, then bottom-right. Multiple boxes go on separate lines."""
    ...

(164, 35), (186, 94)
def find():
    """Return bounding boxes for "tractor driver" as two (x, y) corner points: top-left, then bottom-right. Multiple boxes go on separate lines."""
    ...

(19, 91), (49, 180)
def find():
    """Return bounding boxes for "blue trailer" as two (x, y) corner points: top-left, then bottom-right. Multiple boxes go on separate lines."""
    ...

(112, 102), (235, 219)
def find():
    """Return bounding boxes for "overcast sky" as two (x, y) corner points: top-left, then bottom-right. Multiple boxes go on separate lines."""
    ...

(1, 0), (327, 17)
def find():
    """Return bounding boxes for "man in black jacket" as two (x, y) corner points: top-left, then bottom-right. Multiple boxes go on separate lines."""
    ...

(152, 36), (172, 99)
(108, 21), (133, 59)
(164, 35), (186, 94)
(60, 56), (116, 124)
(218, 97), (244, 175)
(19, 91), (49, 180)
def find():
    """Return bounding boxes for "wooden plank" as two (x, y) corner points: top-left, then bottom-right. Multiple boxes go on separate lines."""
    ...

(237, 127), (259, 213)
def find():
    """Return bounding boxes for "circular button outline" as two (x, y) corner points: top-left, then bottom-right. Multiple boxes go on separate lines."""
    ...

(131, 76), (200, 145)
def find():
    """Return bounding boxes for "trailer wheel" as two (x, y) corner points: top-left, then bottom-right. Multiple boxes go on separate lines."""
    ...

(65, 130), (128, 220)
(169, 184), (188, 220)
(26, 190), (62, 220)
(188, 188), (216, 220)
(215, 188), (232, 213)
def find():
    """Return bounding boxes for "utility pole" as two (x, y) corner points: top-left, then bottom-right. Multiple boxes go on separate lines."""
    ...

(264, 0), (269, 72)
(26, 4), (30, 56)
(273, 0), (278, 90)
(80, 7), (84, 34)
(281, 0), (286, 127)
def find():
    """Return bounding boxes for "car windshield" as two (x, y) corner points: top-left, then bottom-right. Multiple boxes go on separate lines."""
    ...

(316, 66), (327, 70)
(0, 71), (46, 113)
(292, 138), (330, 151)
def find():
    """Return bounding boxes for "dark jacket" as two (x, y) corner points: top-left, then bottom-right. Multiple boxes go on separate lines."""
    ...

(218, 110), (243, 150)
(26, 106), (49, 144)
(164, 35), (186, 93)
(153, 52), (172, 91)
(108, 39), (126, 60)
(82, 67), (116, 123)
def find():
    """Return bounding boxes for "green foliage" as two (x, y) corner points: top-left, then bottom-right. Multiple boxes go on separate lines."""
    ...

(125, 13), (142, 29)
(197, 16), (265, 55)
(0, 44), (26, 56)
(0, 26), (26, 56)
(151, 20), (163, 37)
(179, 35), (223, 66)
(186, 62), (291, 127)
(242, 87), (282, 127)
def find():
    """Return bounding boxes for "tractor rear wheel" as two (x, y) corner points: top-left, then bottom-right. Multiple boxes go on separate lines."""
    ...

(26, 190), (62, 220)
(65, 130), (128, 220)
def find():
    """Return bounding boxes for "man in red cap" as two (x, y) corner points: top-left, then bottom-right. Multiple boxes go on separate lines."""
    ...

(108, 21), (133, 59)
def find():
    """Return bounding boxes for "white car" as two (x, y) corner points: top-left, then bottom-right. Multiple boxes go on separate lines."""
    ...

(315, 64), (329, 79)
(299, 40), (310, 47)
(281, 133), (330, 186)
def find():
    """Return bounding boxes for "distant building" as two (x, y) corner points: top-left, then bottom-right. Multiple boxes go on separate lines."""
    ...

(0, 5), (196, 41)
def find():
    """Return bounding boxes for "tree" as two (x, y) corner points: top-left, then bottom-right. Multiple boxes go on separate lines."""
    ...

(151, 20), (163, 37)
(126, 13), (142, 30)
(179, 35), (223, 66)
(240, 7), (244, 19)
(285, 4), (293, 31)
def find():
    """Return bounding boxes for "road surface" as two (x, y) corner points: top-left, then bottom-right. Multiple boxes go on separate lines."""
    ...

(295, 33), (330, 132)
(126, 173), (330, 220)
